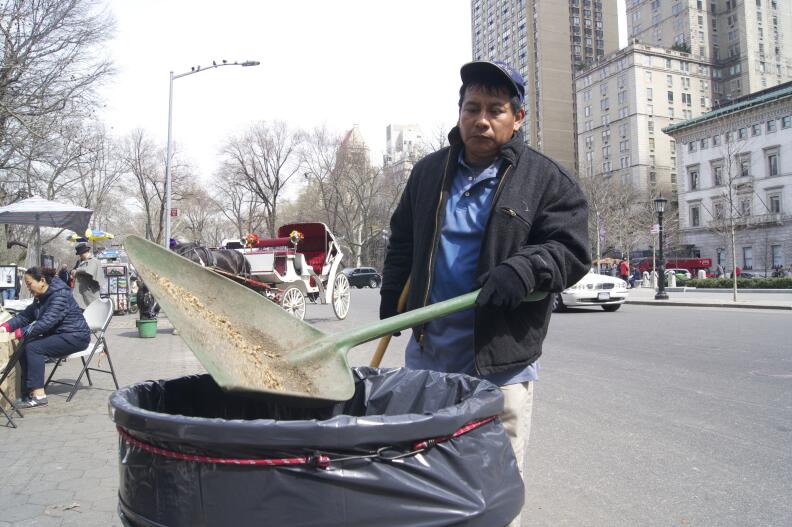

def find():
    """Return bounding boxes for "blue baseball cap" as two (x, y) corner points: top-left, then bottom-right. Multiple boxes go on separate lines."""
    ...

(460, 60), (526, 103)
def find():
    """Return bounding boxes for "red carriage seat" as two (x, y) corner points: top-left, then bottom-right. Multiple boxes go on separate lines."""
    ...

(277, 223), (330, 276)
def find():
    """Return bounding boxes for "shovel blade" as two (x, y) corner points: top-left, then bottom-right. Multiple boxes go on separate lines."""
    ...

(125, 236), (355, 400)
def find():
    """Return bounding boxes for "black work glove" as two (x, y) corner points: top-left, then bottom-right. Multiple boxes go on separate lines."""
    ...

(379, 289), (402, 336)
(476, 264), (529, 311)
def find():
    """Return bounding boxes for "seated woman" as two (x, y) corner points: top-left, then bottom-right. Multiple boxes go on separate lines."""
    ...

(1, 267), (90, 408)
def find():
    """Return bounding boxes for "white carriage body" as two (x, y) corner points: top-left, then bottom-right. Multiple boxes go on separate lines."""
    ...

(221, 223), (349, 319)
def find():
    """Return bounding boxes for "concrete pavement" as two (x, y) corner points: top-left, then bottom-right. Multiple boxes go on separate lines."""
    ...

(0, 316), (202, 527)
(625, 284), (792, 310)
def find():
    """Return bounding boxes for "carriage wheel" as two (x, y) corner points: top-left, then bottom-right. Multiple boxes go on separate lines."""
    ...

(280, 286), (306, 321)
(332, 273), (350, 320)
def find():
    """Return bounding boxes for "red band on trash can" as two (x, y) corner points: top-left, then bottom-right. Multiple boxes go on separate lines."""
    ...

(117, 426), (332, 468)
(117, 415), (498, 469)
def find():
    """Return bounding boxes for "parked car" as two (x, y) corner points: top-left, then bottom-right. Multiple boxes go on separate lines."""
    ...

(553, 271), (629, 312)
(342, 267), (382, 288)
(664, 268), (692, 280)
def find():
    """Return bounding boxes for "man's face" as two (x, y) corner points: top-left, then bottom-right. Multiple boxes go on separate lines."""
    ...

(458, 85), (525, 164)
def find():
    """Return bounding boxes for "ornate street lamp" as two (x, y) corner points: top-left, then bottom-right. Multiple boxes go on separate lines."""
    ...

(654, 195), (669, 300)
(163, 60), (260, 248)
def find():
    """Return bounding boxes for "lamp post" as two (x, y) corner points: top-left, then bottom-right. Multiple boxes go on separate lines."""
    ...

(654, 195), (669, 300)
(163, 60), (260, 248)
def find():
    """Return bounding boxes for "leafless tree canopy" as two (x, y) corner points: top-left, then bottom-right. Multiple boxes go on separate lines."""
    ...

(220, 121), (303, 237)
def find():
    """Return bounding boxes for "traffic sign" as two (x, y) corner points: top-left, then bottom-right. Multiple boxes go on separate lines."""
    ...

(170, 208), (178, 217)
(650, 223), (660, 234)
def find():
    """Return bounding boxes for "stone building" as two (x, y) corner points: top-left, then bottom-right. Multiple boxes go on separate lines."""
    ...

(664, 81), (792, 274)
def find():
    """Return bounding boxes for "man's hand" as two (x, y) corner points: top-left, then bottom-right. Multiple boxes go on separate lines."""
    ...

(379, 289), (402, 337)
(476, 264), (529, 311)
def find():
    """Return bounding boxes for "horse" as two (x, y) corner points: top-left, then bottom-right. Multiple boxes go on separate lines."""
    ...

(173, 242), (251, 277)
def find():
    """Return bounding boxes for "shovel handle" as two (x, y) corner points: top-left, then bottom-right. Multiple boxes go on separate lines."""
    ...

(369, 278), (410, 368)
(338, 289), (547, 351)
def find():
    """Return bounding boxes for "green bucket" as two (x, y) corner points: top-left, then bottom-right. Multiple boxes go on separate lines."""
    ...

(136, 319), (158, 338)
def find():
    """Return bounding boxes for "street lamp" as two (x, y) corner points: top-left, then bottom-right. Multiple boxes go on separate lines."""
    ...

(654, 195), (669, 300)
(163, 60), (260, 247)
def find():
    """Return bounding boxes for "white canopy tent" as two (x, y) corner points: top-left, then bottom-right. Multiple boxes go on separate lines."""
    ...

(0, 196), (93, 272)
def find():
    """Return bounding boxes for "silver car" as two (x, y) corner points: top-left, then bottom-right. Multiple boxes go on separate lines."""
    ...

(553, 271), (629, 312)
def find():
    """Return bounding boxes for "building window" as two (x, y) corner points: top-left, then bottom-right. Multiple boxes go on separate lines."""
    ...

(782, 116), (791, 129)
(700, 138), (708, 150)
(646, 87), (653, 100)
(738, 127), (748, 139)
(767, 119), (777, 132)
(689, 168), (699, 190)
(740, 156), (751, 178)
(743, 246), (753, 270)
(667, 90), (674, 103)
(713, 164), (723, 185)
(766, 149), (779, 177)
(752, 124), (762, 136)
(769, 193), (781, 213)
(690, 205), (701, 227)
(713, 134), (722, 146)
(740, 197), (752, 217)
(714, 201), (724, 220)
(771, 245), (783, 268)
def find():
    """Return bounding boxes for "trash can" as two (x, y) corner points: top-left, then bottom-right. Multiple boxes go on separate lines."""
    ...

(109, 368), (524, 527)
(134, 319), (157, 338)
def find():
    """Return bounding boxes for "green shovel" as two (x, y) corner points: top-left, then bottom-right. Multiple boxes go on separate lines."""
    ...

(125, 235), (547, 401)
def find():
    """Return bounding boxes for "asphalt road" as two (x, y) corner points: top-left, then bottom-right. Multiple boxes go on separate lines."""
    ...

(310, 288), (792, 527)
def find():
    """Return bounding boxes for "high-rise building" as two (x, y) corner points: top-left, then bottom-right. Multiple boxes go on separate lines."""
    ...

(471, 0), (619, 171)
(626, 0), (792, 104)
(575, 43), (712, 195)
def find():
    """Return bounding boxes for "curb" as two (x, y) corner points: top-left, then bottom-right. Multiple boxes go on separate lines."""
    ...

(626, 300), (792, 311)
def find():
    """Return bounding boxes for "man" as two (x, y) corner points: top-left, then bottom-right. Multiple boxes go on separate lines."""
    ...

(619, 259), (630, 283)
(380, 61), (590, 524)
(72, 244), (102, 309)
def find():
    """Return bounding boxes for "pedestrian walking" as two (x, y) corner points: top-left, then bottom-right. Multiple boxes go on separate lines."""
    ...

(380, 60), (590, 527)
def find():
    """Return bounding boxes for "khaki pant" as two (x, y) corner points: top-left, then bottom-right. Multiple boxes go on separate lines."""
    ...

(499, 381), (534, 527)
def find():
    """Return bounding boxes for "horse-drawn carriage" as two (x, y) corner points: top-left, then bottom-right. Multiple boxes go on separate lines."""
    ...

(175, 222), (350, 321)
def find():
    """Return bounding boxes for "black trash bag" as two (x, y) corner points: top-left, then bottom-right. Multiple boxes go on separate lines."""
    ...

(110, 367), (524, 527)
(136, 280), (159, 320)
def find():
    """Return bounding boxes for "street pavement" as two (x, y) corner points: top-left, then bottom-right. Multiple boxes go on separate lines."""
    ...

(626, 284), (792, 310)
(0, 288), (789, 526)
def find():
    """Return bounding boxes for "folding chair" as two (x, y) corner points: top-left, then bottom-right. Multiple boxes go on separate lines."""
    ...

(45, 298), (118, 402)
(0, 340), (24, 427)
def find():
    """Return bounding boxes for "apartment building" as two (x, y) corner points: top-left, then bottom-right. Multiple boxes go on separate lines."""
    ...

(626, 0), (792, 103)
(663, 81), (792, 274)
(575, 44), (711, 194)
(471, 0), (619, 170)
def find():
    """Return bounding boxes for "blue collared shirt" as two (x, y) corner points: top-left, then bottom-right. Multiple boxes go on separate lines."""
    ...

(405, 151), (537, 386)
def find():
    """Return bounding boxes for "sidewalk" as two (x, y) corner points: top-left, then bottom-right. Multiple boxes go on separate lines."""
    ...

(626, 285), (792, 310)
(0, 317), (202, 527)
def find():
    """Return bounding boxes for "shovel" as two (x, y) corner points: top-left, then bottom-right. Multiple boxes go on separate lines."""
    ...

(125, 235), (547, 401)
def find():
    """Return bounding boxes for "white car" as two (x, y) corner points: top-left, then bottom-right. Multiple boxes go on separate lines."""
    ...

(552, 271), (629, 312)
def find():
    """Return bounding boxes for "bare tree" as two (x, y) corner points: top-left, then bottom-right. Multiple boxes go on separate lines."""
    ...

(0, 0), (114, 173)
(220, 121), (304, 236)
(301, 126), (343, 232)
(212, 164), (267, 239)
(121, 129), (191, 243)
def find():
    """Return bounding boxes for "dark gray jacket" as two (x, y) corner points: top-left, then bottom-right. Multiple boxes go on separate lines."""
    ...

(382, 128), (591, 375)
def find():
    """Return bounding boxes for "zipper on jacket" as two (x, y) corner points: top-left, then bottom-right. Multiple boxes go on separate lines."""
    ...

(502, 206), (531, 227)
(467, 163), (513, 375)
(420, 148), (454, 341)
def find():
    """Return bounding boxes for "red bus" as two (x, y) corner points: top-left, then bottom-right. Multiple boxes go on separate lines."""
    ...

(634, 257), (712, 275)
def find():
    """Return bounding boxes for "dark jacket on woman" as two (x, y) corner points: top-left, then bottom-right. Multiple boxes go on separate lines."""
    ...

(382, 128), (591, 375)
(6, 277), (91, 339)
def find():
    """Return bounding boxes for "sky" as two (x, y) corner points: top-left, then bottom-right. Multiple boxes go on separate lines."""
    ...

(99, 0), (627, 181)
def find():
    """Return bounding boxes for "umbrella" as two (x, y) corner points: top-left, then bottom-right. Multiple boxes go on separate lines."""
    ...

(0, 196), (93, 273)
(67, 228), (114, 243)
(0, 196), (92, 233)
